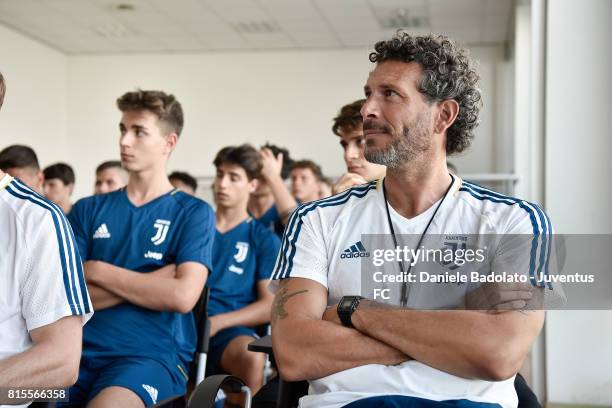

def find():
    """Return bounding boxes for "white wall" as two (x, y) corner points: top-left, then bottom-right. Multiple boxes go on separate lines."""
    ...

(65, 45), (504, 199)
(545, 0), (612, 404)
(513, 3), (533, 200)
(0, 24), (67, 162)
(449, 45), (504, 175)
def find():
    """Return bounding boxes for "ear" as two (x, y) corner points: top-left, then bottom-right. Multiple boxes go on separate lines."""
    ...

(248, 178), (259, 194)
(165, 132), (178, 154)
(433, 99), (460, 135)
(36, 170), (44, 191)
(68, 183), (75, 195)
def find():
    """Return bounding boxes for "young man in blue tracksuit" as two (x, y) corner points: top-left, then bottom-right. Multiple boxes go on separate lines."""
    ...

(208, 144), (281, 403)
(66, 90), (215, 407)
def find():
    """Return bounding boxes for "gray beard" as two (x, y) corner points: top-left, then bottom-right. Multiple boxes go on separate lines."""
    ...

(364, 137), (418, 169)
(364, 128), (431, 170)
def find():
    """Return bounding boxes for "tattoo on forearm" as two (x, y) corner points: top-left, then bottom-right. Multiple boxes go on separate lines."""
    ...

(272, 287), (308, 323)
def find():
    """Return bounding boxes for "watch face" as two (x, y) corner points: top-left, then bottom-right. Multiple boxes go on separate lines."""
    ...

(341, 299), (353, 308)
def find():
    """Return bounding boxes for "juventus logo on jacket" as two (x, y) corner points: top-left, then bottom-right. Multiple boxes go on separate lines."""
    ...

(151, 219), (171, 245)
(233, 242), (249, 263)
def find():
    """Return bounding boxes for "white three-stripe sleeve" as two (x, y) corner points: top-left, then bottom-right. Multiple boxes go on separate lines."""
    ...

(21, 207), (93, 331)
(269, 208), (328, 293)
(489, 202), (566, 308)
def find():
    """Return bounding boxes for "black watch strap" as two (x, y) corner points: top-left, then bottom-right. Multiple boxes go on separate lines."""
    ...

(337, 296), (363, 328)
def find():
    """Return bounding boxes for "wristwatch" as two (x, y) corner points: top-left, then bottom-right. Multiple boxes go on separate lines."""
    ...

(337, 296), (363, 328)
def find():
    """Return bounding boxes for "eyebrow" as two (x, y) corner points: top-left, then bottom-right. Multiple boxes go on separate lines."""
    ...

(119, 123), (148, 131)
(218, 169), (242, 177)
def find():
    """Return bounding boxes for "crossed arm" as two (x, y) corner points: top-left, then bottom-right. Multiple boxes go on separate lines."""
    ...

(350, 301), (544, 381)
(0, 316), (82, 403)
(85, 261), (208, 313)
(271, 277), (544, 382)
(271, 278), (409, 381)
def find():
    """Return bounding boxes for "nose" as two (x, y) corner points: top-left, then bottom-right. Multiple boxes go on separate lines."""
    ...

(218, 174), (230, 189)
(119, 131), (133, 148)
(344, 143), (359, 164)
(291, 175), (302, 189)
(361, 96), (379, 119)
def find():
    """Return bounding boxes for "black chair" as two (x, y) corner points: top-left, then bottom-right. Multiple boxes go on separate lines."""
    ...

(186, 375), (252, 408)
(193, 285), (212, 385)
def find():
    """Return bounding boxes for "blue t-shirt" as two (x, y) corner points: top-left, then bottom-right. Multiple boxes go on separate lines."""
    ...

(253, 205), (285, 239)
(208, 218), (280, 317)
(68, 188), (215, 368)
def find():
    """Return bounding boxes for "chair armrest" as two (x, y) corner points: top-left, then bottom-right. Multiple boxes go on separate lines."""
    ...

(248, 334), (273, 354)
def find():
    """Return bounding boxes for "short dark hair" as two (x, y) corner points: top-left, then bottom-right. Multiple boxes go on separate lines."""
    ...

(96, 160), (123, 174)
(332, 99), (365, 136)
(0, 145), (40, 171)
(262, 143), (294, 180)
(169, 171), (198, 192)
(291, 160), (324, 182)
(214, 144), (262, 180)
(43, 163), (75, 185)
(369, 32), (482, 154)
(0, 71), (6, 109)
(117, 89), (184, 136)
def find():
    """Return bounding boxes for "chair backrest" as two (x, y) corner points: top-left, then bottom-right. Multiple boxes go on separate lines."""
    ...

(194, 286), (211, 355)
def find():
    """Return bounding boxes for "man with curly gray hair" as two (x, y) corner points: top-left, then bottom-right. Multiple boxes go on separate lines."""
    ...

(270, 32), (547, 408)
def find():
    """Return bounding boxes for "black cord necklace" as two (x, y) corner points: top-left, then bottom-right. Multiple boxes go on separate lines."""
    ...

(382, 174), (455, 306)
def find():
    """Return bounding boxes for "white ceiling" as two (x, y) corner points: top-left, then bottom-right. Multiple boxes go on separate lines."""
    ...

(0, 0), (513, 54)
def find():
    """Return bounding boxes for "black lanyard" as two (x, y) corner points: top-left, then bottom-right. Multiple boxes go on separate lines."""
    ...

(382, 174), (455, 306)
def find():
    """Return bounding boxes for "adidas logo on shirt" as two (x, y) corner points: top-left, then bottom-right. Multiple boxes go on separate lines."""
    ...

(340, 240), (370, 259)
(142, 384), (158, 404)
(93, 223), (111, 239)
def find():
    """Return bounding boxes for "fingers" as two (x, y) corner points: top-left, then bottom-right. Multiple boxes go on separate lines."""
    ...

(332, 173), (368, 195)
(466, 281), (537, 312)
(260, 148), (274, 162)
(489, 289), (533, 306)
(259, 148), (283, 178)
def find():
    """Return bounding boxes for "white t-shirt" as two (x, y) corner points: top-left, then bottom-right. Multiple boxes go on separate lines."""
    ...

(0, 175), (92, 407)
(271, 176), (555, 408)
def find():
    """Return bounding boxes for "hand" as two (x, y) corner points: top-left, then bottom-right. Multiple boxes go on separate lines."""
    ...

(260, 148), (284, 181)
(322, 305), (342, 326)
(208, 315), (225, 337)
(332, 173), (368, 195)
(466, 281), (537, 313)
